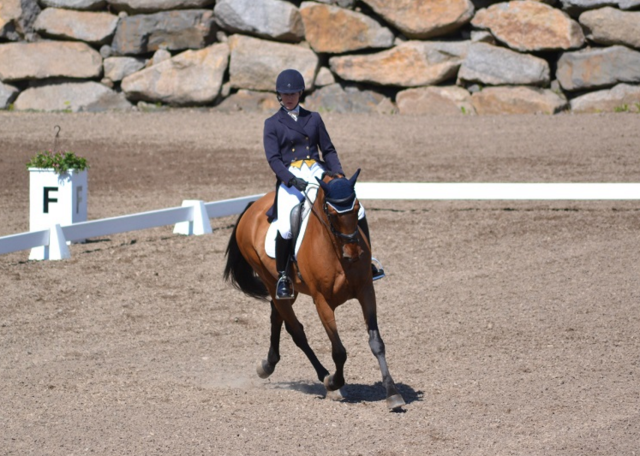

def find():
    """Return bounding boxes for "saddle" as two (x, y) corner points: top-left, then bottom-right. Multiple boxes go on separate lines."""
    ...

(265, 189), (316, 260)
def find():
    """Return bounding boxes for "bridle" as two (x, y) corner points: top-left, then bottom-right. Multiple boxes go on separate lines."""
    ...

(304, 184), (360, 245)
(323, 194), (360, 244)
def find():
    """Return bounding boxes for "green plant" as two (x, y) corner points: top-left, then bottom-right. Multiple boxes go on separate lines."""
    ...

(614, 104), (629, 113)
(26, 150), (89, 174)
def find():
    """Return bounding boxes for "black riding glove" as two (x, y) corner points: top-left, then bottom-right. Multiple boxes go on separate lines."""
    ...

(288, 177), (308, 192)
(323, 170), (339, 178)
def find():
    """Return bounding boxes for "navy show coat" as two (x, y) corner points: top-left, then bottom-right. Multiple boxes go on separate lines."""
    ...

(263, 106), (344, 185)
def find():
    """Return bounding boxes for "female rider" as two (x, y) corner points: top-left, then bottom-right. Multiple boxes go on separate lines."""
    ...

(263, 69), (384, 300)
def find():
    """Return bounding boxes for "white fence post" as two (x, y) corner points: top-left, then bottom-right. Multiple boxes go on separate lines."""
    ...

(43, 224), (70, 261)
(173, 200), (213, 236)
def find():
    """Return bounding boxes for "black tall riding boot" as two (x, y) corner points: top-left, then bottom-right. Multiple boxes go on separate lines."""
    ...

(358, 217), (386, 281)
(275, 232), (295, 299)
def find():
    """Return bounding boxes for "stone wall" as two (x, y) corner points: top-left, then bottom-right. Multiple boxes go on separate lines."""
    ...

(1, 0), (640, 115)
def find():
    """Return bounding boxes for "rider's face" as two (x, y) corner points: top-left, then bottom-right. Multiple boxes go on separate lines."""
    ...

(280, 91), (301, 110)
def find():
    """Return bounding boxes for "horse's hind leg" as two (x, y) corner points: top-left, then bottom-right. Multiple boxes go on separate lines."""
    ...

(267, 300), (331, 384)
(358, 289), (406, 410)
(257, 301), (283, 379)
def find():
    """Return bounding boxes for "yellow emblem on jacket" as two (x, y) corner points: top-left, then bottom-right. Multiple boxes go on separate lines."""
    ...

(290, 159), (316, 169)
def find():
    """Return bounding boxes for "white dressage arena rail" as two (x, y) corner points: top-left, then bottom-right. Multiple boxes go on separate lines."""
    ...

(1, 183), (640, 260)
(0, 194), (264, 260)
(355, 182), (640, 200)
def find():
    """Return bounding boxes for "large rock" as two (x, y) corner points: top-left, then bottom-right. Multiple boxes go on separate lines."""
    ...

(556, 45), (640, 91)
(396, 86), (475, 115)
(559, 0), (616, 17)
(0, 0), (40, 41)
(215, 89), (280, 112)
(121, 43), (229, 105)
(472, 1), (585, 52)
(361, 0), (474, 39)
(570, 83), (640, 113)
(228, 35), (319, 92)
(471, 86), (568, 114)
(314, 0), (356, 7)
(329, 40), (469, 87)
(0, 81), (19, 108)
(560, 0), (640, 16)
(579, 7), (640, 50)
(0, 41), (102, 81)
(13, 81), (133, 112)
(40, 0), (106, 10)
(112, 10), (216, 55)
(103, 56), (146, 81)
(214, 0), (304, 43)
(299, 2), (393, 54)
(619, 0), (640, 8)
(34, 8), (119, 45)
(315, 67), (335, 87)
(458, 42), (550, 86)
(304, 83), (389, 113)
(107, 0), (215, 14)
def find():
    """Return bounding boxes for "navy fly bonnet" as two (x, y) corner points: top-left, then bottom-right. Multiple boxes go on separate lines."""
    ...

(317, 169), (361, 213)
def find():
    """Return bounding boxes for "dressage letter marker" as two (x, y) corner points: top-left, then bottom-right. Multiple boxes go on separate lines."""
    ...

(43, 186), (58, 213)
(28, 168), (88, 260)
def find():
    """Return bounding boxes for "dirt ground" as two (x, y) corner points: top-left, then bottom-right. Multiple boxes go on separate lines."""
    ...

(1, 110), (640, 455)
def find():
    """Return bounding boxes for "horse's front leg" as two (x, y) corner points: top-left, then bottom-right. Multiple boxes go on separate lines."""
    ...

(314, 296), (347, 398)
(358, 287), (406, 410)
(257, 301), (283, 379)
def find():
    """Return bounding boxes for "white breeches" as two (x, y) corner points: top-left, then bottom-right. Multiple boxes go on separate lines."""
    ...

(276, 161), (365, 239)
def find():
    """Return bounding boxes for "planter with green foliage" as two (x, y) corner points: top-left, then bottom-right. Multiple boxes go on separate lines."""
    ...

(27, 150), (89, 260)
(26, 150), (89, 174)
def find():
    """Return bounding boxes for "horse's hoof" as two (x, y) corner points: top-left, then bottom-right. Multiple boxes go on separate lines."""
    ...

(256, 360), (275, 379)
(323, 374), (344, 391)
(386, 394), (406, 410)
(326, 388), (345, 401)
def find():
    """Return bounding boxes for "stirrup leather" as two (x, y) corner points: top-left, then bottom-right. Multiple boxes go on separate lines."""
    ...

(276, 273), (295, 299)
(371, 257), (386, 281)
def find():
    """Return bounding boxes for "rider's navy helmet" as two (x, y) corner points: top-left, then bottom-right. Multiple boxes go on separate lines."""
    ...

(276, 69), (305, 94)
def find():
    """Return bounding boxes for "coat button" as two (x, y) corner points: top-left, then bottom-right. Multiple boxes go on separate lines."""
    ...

(292, 148), (295, 152)
(306, 146), (309, 150)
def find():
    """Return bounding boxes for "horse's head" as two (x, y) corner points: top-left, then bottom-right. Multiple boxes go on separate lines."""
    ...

(316, 169), (363, 261)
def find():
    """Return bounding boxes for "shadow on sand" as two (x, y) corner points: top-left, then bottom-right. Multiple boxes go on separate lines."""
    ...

(269, 380), (422, 408)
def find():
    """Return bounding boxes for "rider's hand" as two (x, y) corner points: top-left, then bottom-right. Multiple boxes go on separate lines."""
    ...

(288, 177), (308, 192)
(323, 170), (339, 178)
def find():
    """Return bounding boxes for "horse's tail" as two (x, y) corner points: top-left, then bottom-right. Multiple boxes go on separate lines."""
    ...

(223, 202), (270, 301)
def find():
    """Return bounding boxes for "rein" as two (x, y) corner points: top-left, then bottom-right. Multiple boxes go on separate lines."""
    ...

(303, 184), (360, 245)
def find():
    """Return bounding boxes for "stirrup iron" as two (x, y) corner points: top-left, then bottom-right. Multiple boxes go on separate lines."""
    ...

(371, 257), (386, 281)
(276, 273), (295, 300)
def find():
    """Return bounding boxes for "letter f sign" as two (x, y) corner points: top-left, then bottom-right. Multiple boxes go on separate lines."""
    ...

(44, 186), (58, 213)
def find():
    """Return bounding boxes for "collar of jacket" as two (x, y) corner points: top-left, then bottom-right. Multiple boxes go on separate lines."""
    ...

(278, 106), (311, 135)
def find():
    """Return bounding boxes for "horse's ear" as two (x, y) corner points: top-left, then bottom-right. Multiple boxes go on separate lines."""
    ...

(315, 176), (330, 193)
(348, 168), (361, 186)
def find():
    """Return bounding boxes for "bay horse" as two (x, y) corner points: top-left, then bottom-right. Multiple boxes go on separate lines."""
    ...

(223, 170), (405, 409)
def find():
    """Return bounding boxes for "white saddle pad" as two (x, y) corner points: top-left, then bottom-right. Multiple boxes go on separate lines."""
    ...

(265, 187), (317, 259)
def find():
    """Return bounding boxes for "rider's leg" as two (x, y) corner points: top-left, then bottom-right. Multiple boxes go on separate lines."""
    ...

(275, 183), (301, 300)
(275, 231), (294, 299)
(357, 207), (386, 281)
